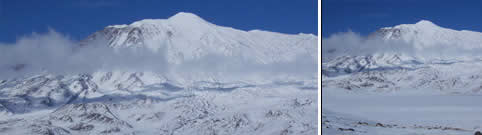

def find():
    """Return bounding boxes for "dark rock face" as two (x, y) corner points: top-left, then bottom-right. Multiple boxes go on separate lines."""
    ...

(81, 113), (114, 123)
(372, 28), (402, 39)
(100, 127), (121, 133)
(475, 131), (482, 135)
(338, 128), (355, 131)
(69, 123), (94, 131)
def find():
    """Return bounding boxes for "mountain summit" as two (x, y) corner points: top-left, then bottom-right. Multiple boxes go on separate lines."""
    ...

(84, 12), (317, 64)
(374, 20), (482, 50)
(413, 20), (438, 27)
(168, 12), (207, 22)
(107, 12), (208, 28)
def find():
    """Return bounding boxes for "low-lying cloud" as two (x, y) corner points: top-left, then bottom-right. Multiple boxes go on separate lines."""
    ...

(322, 31), (482, 60)
(322, 31), (414, 58)
(0, 30), (316, 79)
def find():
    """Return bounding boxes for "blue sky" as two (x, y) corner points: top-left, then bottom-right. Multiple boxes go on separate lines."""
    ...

(0, 0), (317, 43)
(322, 0), (482, 37)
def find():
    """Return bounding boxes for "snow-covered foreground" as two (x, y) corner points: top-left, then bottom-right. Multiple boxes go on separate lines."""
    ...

(322, 88), (482, 135)
(0, 81), (317, 135)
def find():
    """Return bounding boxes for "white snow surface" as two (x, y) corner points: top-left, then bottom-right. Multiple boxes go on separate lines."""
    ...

(322, 88), (482, 135)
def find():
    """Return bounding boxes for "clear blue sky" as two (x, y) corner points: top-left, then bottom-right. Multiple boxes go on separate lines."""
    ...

(322, 0), (482, 37)
(0, 0), (317, 43)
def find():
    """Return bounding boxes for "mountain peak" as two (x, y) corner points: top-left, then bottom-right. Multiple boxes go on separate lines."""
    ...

(414, 20), (437, 27)
(106, 12), (207, 28)
(168, 12), (206, 23)
(388, 20), (439, 30)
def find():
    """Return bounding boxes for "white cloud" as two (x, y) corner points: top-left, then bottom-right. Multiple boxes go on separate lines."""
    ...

(322, 31), (482, 61)
(0, 30), (316, 79)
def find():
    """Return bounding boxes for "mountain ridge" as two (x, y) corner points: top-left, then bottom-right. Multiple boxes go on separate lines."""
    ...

(374, 20), (482, 50)
(83, 12), (317, 64)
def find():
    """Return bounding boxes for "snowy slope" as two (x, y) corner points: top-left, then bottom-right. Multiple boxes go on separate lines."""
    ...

(322, 95), (479, 135)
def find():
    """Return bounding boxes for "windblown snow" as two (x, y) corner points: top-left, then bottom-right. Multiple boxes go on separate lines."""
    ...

(0, 12), (318, 135)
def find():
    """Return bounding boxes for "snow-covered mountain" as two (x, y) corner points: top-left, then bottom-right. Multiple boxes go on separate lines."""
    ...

(0, 12), (318, 135)
(322, 20), (482, 93)
(375, 20), (482, 50)
(322, 20), (482, 135)
(83, 12), (317, 64)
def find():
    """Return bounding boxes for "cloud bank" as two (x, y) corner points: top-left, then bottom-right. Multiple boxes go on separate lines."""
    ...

(0, 30), (316, 79)
(322, 31), (482, 61)
(321, 31), (414, 58)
